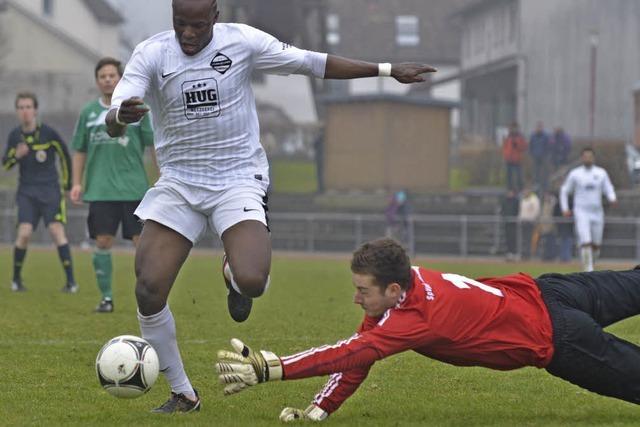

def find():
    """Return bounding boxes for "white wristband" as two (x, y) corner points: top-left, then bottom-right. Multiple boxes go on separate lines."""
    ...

(114, 107), (126, 126)
(378, 63), (392, 77)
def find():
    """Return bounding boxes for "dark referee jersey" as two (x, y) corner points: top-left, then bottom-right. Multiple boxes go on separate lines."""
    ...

(2, 124), (71, 192)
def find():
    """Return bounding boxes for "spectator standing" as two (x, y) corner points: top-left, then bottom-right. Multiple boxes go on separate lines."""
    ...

(518, 187), (541, 260)
(502, 122), (528, 192)
(550, 127), (571, 172)
(385, 190), (410, 244)
(529, 121), (551, 194)
(501, 190), (520, 261)
(553, 192), (574, 262)
(538, 192), (558, 261)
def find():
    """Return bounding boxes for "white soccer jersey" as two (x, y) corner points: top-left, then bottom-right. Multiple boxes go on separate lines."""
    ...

(111, 23), (327, 189)
(560, 165), (616, 213)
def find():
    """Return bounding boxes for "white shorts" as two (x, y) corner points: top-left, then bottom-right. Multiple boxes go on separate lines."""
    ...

(574, 209), (604, 246)
(135, 176), (269, 244)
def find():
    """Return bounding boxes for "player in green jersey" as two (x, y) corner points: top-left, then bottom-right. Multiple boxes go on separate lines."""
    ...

(70, 57), (155, 313)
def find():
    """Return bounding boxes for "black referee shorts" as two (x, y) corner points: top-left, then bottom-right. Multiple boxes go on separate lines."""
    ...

(17, 188), (65, 229)
(87, 201), (142, 240)
(537, 269), (640, 404)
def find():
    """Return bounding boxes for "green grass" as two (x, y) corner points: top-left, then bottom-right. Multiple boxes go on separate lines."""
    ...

(270, 159), (317, 193)
(1, 249), (639, 426)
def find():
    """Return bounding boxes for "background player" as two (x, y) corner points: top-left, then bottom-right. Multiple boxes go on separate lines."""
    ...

(70, 57), (155, 313)
(2, 92), (77, 293)
(217, 238), (640, 421)
(105, 0), (436, 413)
(560, 147), (617, 271)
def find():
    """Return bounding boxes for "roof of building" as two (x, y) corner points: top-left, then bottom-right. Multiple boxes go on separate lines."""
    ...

(6, 0), (104, 61)
(451, 0), (514, 19)
(320, 94), (459, 109)
(83, 0), (124, 24)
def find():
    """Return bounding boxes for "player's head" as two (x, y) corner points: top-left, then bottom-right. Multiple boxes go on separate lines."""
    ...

(15, 92), (38, 127)
(581, 147), (595, 168)
(350, 238), (412, 317)
(535, 121), (544, 132)
(172, 0), (219, 56)
(95, 57), (123, 98)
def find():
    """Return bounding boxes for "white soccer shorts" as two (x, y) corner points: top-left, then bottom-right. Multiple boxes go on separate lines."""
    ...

(135, 176), (269, 243)
(573, 209), (604, 246)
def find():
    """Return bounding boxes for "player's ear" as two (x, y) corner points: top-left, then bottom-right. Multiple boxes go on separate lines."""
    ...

(386, 282), (403, 297)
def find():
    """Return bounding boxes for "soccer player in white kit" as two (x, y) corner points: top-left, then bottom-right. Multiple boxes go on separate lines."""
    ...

(105, 0), (437, 413)
(560, 148), (617, 272)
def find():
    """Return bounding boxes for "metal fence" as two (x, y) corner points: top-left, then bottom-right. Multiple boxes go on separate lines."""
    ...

(2, 208), (640, 260)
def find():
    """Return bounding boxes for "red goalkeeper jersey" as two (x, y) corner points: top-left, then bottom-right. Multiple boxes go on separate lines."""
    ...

(280, 267), (554, 414)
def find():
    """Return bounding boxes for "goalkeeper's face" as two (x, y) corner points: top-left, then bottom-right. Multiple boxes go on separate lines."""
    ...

(173, 0), (219, 56)
(352, 273), (403, 318)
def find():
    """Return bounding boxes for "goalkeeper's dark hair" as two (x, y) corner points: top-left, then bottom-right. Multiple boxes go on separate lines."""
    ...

(351, 238), (412, 291)
(95, 57), (123, 79)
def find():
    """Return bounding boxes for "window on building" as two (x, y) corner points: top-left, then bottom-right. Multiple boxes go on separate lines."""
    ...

(326, 14), (340, 46)
(43, 0), (53, 16)
(395, 15), (420, 47)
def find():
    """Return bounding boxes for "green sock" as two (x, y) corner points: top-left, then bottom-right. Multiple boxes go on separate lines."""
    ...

(93, 250), (113, 300)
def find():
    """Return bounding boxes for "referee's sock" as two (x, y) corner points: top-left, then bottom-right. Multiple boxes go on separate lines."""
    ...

(57, 244), (76, 284)
(13, 247), (27, 282)
(93, 250), (113, 300)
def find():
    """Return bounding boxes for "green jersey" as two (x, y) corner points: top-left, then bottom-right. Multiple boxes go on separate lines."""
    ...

(72, 99), (154, 201)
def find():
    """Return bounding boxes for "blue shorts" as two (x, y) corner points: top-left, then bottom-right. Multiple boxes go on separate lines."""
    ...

(16, 187), (65, 229)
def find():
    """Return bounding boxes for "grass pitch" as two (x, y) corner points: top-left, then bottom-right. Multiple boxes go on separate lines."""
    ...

(1, 248), (639, 426)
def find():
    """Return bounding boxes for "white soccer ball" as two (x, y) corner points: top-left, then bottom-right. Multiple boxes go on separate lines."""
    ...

(96, 335), (159, 398)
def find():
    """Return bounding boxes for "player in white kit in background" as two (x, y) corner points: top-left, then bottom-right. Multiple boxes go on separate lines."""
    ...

(560, 148), (617, 272)
(105, 0), (437, 413)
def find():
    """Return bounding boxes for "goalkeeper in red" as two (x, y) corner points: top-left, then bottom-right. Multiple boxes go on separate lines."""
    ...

(217, 238), (640, 421)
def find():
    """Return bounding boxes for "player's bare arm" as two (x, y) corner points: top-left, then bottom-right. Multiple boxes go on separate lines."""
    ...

(324, 55), (437, 83)
(70, 152), (86, 204)
(105, 97), (149, 137)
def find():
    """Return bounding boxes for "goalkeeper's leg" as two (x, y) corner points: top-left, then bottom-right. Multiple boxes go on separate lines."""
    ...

(135, 220), (199, 410)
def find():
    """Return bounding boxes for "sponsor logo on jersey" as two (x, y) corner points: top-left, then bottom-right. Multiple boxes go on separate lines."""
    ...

(35, 150), (47, 163)
(210, 53), (232, 74)
(182, 78), (221, 120)
(281, 42), (292, 50)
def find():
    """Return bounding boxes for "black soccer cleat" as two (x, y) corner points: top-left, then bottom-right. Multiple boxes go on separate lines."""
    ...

(151, 389), (201, 414)
(11, 280), (27, 292)
(95, 298), (114, 313)
(222, 255), (253, 323)
(61, 282), (79, 294)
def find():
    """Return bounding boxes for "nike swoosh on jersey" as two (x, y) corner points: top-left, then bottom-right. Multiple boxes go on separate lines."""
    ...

(243, 207), (259, 212)
(162, 71), (176, 78)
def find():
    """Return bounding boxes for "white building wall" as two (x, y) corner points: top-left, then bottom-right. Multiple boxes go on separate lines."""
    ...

(521, 0), (640, 140)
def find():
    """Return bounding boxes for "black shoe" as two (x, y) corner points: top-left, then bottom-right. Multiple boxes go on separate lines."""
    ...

(151, 389), (200, 414)
(61, 282), (79, 294)
(95, 299), (114, 313)
(11, 280), (27, 292)
(222, 255), (253, 323)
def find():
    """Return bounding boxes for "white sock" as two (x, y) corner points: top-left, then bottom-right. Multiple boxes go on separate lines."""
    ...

(581, 246), (593, 272)
(224, 261), (270, 295)
(138, 304), (195, 398)
(223, 261), (242, 294)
